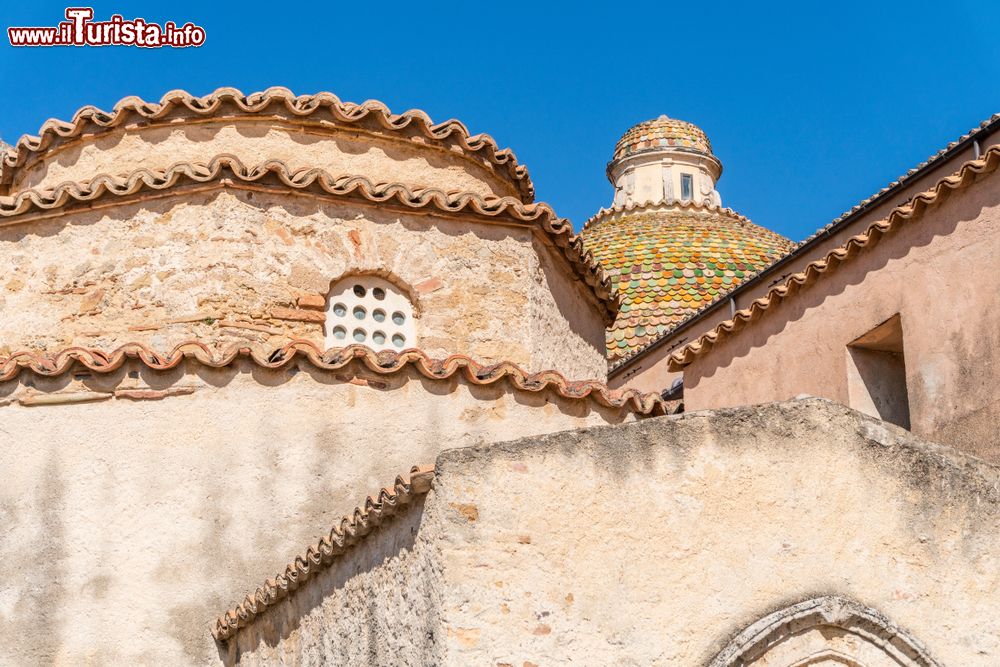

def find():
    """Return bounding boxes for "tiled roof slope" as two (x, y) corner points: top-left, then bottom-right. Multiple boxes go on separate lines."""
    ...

(581, 204), (793, 362)
(0, 341), (674, 416)
(614, 115), (713, 160)
(668, 144), (1000, 369)
(0, 87), (534, 202)
(0, 155), (617, 320)
(212, 465), (436, 640)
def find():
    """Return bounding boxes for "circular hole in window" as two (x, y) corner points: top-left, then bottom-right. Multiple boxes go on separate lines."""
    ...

(391, 333), (405, 348)
(372, 287), (386, 300)
(353, 285), (366, 298)
(391, 311), (406, 325)
(332, 325), (347, 340)
(372, 330), (386, 345)
(332, 302), (347, 317)
(372, 308), (386, 323)
(352, 306), (366, 320)
(353, 328), (367, 343)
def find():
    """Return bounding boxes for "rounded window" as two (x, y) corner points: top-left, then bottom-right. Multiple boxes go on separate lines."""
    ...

(325, 275), (416, 352)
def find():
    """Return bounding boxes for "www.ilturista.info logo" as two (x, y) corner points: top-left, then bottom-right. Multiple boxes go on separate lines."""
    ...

(8, 8), (206, 48)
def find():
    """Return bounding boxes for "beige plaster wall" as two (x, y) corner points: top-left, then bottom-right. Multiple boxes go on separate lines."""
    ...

(683, 173), (1000, 461)
(11, 119), (519, 200)
(0, 188), (607, 378)
(231, 399), (999, 665)
(0, 360), (638, 665)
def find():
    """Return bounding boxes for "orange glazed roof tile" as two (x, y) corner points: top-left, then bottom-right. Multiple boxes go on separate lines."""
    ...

(613, 115), (713, 160)
(0, 340), (674, 416)
(581, 203), (793, 363)
(212, 464), (436, 640)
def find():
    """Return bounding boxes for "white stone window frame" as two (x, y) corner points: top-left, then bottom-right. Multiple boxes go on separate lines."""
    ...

(325, 275), (416, 352)
(680, 172), (694, 201)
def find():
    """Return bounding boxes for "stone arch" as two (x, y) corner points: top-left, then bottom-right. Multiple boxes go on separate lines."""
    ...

(708, 596), (941, 667)
(325, 268), (422, 314)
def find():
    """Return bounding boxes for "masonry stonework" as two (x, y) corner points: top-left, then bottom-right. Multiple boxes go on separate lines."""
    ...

(0, 188), (607, 378)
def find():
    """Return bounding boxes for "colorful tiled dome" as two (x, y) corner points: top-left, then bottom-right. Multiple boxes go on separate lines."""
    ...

(581, 206), (793, 363)
(613, 115), (713, 161)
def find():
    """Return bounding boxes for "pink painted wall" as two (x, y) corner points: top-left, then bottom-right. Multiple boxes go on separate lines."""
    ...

(683, 172), (1000, 462)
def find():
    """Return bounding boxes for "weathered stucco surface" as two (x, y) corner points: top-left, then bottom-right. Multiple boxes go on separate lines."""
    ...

(230, 399), (999, 666)
(12, 119), (519, 200)
(683, 171), (1000, 461)
(0, 360), (640, 665)
(0, 188), (607, 378)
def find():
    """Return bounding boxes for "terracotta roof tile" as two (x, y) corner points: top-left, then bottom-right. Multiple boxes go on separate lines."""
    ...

(0, 155), (617, 320)
(668, 144), (1000, 369)
(211, 465), (436, 641)
(0, 86), (534, 202)
(581, 203), (793, 362)
(0, 340), (673, 416)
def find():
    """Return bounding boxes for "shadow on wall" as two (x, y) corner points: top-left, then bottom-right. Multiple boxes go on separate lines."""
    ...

(846, 314), (910, 430)
(217, 497), (434, 665)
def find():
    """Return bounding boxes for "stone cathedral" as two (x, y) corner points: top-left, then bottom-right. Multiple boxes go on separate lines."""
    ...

(0, 88), (996, 665)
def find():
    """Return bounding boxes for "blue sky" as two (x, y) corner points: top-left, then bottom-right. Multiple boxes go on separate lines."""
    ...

(2, 1), (998, 240)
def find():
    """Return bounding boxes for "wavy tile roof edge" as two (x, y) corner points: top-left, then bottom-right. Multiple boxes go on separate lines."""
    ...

(668, 145), (1000, 369)
(211, 464), (436, 641)
(0, 340), (671, 415)
(0, 155), (617, 319)
(0, 86), (534, 202)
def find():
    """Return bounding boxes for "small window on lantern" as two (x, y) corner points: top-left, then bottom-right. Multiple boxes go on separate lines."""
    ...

(680, 173), (693, 201)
